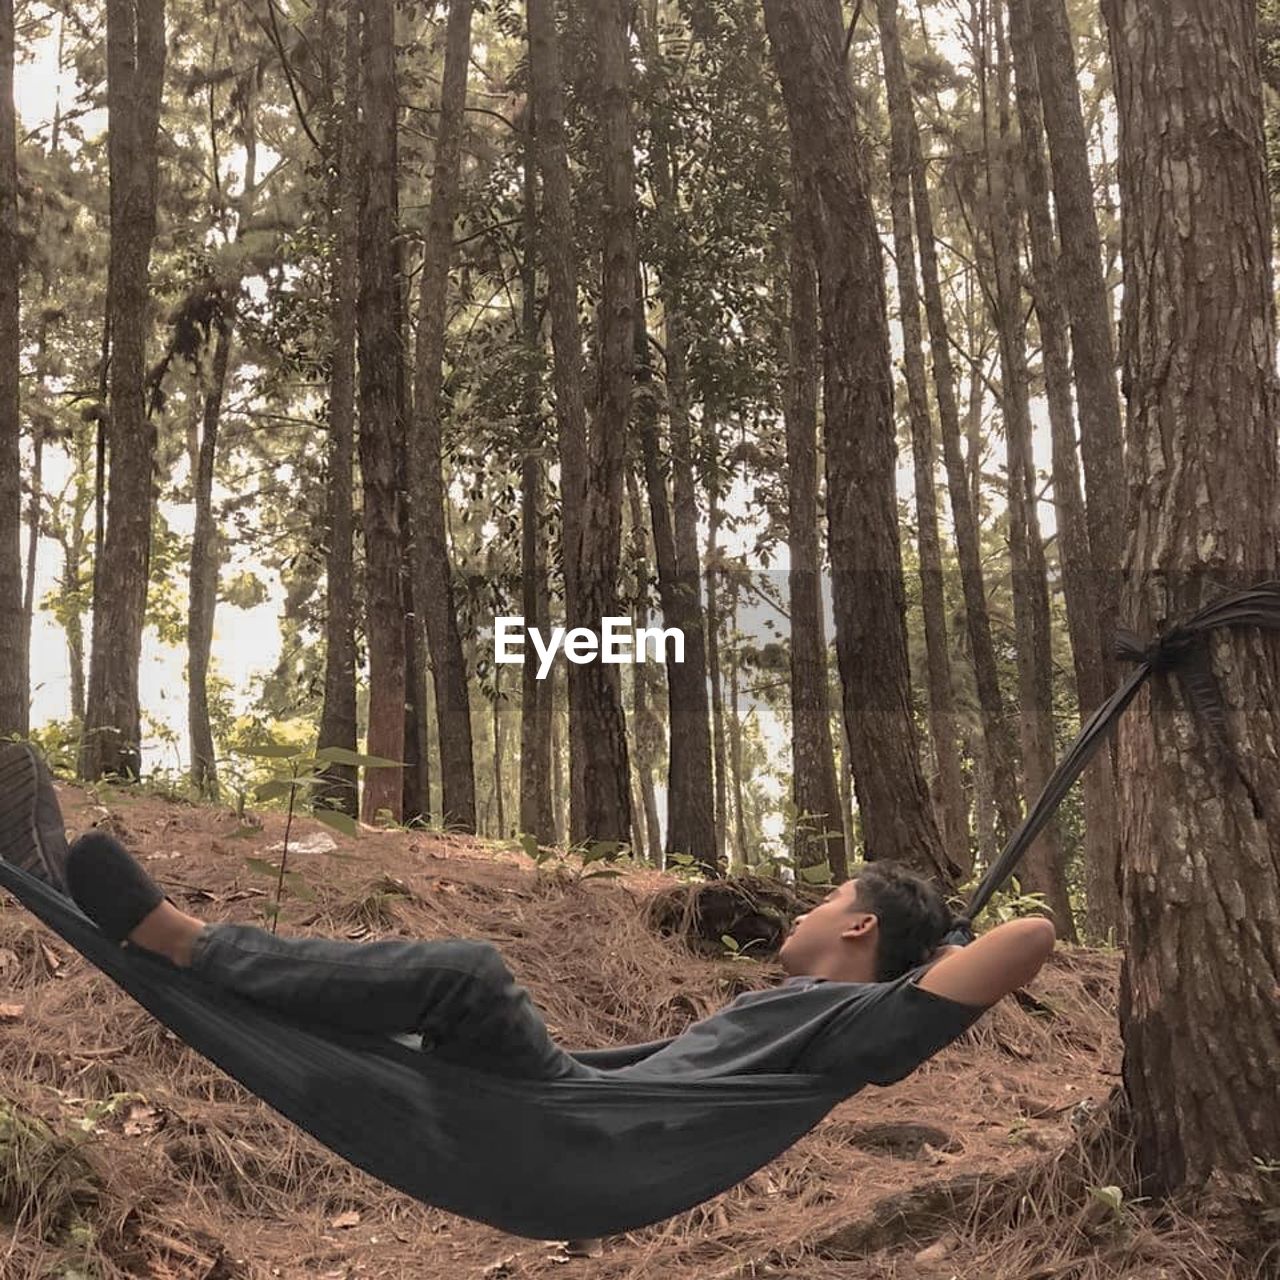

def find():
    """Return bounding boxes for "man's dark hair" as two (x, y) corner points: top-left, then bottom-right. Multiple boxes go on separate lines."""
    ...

(851, 863), (952, 981)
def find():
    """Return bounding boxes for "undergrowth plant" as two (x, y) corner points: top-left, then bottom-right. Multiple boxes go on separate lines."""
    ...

(237, 743), (399, 931)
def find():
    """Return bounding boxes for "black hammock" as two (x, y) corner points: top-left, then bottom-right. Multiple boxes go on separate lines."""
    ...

(3, 581), (1279, 1240)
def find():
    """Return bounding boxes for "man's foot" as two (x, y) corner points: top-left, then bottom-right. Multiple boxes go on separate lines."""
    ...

(66, 831), (172, 944)
(125, 898), (206, 967)
(0, 742), (71, 891)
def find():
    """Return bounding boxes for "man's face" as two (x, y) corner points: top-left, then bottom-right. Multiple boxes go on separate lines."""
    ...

(779, 878), (876, 977)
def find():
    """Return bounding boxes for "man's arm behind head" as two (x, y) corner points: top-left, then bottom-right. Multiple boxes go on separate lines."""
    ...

(916, 916), (1057, 1008)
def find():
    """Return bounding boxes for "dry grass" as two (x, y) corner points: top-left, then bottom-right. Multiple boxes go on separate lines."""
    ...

(0, 781), (1267, 1278)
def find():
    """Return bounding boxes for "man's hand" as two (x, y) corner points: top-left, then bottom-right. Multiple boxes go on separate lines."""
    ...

(916, 916), (1056, 1008)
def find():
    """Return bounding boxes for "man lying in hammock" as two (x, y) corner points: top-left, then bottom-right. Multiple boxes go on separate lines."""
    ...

(1, 741), (1054, 1090)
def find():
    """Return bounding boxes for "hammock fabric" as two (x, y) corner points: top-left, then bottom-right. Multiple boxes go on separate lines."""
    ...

(3, 581), (1279, 1239)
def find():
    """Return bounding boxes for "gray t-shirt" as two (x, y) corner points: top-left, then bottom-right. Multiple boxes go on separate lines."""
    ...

(605, 970), (986, 1088)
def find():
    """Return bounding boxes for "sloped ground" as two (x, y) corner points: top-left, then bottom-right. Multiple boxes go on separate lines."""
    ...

(0, 782), (1260, 1279)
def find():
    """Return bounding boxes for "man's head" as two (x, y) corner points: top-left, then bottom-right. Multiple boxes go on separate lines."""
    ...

(779, 862), (952, 983)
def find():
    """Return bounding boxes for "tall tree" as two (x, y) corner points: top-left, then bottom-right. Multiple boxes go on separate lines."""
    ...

(0, 0), (21, 738)
(188, 64), (257, 801)
(782, 167), (847, 881)
(883, 0), (1025, 852)
(874, 0), (966, 862)
(80, 0), (166, 781)
(357, 0), (406, 823)
(763, 0), (956, 883)
(316, 0), (362, 818)
(517, 104), (555, 845)
(1031, 0), (1126, 686)
(409, 0), (477, 832)
(571, 0), (635, 849)
(527, 0), (631, 849)
(1006, 0), (1119, 938)
(1103, 0), (1280, 1204)
(980, 0), (1076, 937)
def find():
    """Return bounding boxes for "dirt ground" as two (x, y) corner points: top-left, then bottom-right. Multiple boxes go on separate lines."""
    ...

(0, 780), (1263, 1279)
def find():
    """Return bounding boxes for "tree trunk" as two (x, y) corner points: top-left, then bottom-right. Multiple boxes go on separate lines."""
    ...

(188, 80), (256, 801)
(763, 0), (956, 884)
(706, 484), (728, 867)
(527, 0), (629, 849)
(726, 586), (748, 872)
(316, 0), (361, 819)
(886, 0), (1024, 851)
(634, 268), (718, 875)
(517, 107), (555, 845)
(81, 0), (166, 781)
(782, 164), (847, 882)
(357, 0), (406, 824)
(1031, 0), (1126, 691)
(981, 0), (1076, 939)
(409, 0), (476, 832)
(20, 437), (40, 713)
(1103, 0), (1280, 1204)
(0, 0), (19, 738)
(1006, 0), (1119, 940)
(187, 320), (229, 800)
(875, 0), (967, 861)
(571, 0), (635, 850)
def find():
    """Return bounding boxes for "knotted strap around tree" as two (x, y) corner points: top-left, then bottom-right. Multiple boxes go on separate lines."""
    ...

(959, 580), (1280, 927)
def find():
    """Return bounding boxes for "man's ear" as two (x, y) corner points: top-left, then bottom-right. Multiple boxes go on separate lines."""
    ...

(839, 911), (877, 941)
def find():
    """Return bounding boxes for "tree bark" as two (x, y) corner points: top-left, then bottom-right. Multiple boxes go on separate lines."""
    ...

(782, 165), (847, 882)
(188, 78), (256, 801)
(357, 0), (406, 824)
(763, 0), (956, 884)
(875, 0), (967, 862)
(527, 0), (629, 849)
(1031, 0), (1126, 697)
(518, 106), (555, 844)
(571, 0), (635, 849)
(409, 0), (476, 832)
(0, 0), (19, 738)
(981, 0), (1076, 939)
(1103, 0), (1280, 1203)
(81, 0), (166, 780)
(634, 267), (718, 874)
(316, 0), (361, 819)
(726, 585), (749, 872)
(1006, 0), (1119, 939)
(706, 483), (728, 867)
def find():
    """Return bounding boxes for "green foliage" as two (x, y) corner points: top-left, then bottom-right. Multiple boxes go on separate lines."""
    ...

(234, 740), (399, 927)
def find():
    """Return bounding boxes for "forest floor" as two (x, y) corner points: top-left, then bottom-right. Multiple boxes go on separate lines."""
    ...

(0, 781), (1264, 1280)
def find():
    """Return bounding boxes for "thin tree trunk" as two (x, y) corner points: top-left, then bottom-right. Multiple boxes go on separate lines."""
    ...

(782, 164), (847, 882)
(1031, 0), (1126, 692)
(1007, 0), (1119, 939)
(492, 664), (505, 838)
(876, 0), (966, 860)
(763, 0), (956, 883)
(20, 436), (41, 696)
(726, 585), (748, 873)
(528, 0), (629, 848)
(357, 0), (406, 824)
(887, 0), (1024, 851)
(518, 105), (555, 844)
(634, 267), (718, 875)
(0, 0), (20, 737)
(188, 81), (256, 801)
(550, 662), (567, 846)
(409, 0), (476, 832)
(81, 0), (165, 780)
(706, 483), (728, 867)
(981, 0), (1076, 938)
(1103, 0), (1280, 1201)
(571, 0), (635, 849)
(316, 0), (361, 818)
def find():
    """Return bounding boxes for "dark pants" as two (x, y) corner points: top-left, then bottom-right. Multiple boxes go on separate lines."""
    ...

(187, 918), (586, 1081)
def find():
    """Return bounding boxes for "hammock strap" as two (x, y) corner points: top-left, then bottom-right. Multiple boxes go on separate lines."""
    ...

(960, 580), (1280, 925)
